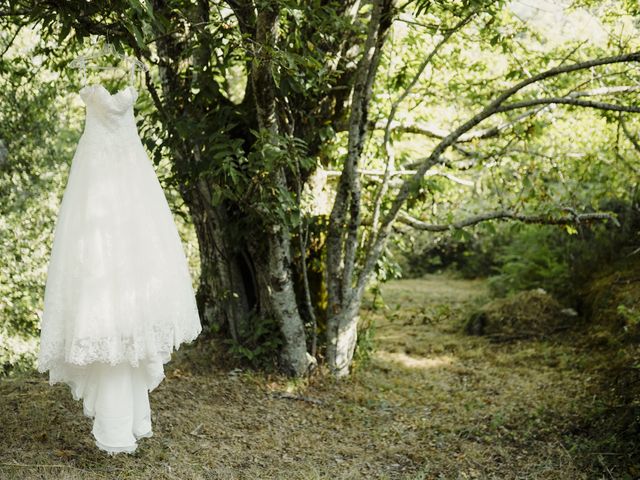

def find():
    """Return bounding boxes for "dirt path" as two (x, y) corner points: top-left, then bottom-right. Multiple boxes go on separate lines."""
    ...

(0, 275), (604, 479)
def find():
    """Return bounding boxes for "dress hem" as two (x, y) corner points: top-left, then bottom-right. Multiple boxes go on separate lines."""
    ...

(38, 325), (201, 395)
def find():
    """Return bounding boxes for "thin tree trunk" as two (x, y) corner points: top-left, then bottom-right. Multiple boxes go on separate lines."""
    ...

(245, 1), (315, 377)
(325, 0), (393, 377)
(247, 222), (316, 376)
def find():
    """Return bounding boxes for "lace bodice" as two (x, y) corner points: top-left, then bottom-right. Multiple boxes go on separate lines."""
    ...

(79, 84), (140, 142)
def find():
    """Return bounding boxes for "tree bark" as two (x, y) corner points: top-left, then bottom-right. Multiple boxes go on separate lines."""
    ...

(244, 1), (315, 377)
(184, 178), (253, 340)
(325, 0), (394, 377)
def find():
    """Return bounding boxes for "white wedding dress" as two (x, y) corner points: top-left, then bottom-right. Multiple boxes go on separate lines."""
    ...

(36, 82), (202, 455)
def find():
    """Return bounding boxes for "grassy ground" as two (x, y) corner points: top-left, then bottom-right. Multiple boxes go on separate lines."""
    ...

(0, 274), (628, 479)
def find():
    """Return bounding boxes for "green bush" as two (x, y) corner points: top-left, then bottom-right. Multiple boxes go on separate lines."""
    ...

(487, 224), (573, 300)
(396, 195), (639, 306)
(488, 197), (639, 303)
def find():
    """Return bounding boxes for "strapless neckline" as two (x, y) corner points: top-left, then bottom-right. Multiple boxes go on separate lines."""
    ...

(80, 84), (137, 98)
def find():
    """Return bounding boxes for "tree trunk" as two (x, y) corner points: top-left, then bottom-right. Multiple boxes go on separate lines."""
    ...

(325, 0), (394, 377)
(183, 178), (252, 340)
(238, 1), (314, 377)
(247, 221), (317, 376)
(328, 297), (362, 377)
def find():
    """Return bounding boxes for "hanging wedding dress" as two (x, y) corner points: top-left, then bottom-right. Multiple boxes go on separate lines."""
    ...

(36, 74), (202, 454)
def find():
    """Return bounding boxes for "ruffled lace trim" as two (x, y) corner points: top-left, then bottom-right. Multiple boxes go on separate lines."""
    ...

(37, 317), (201, 394)
(37, 316), (202, 373)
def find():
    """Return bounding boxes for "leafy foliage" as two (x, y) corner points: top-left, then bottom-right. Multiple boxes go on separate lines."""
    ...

(224, 311), (284, 369)
(0, 27), (76, 341)
(487, 224), (574, 299)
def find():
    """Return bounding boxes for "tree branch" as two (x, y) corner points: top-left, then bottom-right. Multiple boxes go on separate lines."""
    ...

(324, 168), (474, 186)
(395, 209), (621, 231)
(375, 107), (544, 141)
(621, 118), (640, 155)
(568, 85), (640, 97)
(375, 86), (640, 141)
(343, 0), (394, 305)
(496, 97), (640, 114)
(251, 1), (278, 132)
(326, 0), (393, 313)
(618, 118), (640, 175)
(225, 0), (256, 37)
(0, 23), (23, 58)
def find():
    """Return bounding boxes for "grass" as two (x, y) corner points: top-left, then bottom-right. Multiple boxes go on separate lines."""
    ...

(0, 273), (632, 479)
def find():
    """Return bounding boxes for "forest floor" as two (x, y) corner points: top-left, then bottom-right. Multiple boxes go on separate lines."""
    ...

(0, 274), (631, 480)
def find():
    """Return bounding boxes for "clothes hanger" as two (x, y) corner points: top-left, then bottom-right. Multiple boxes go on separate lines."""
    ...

(69, 42), (149, 87)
